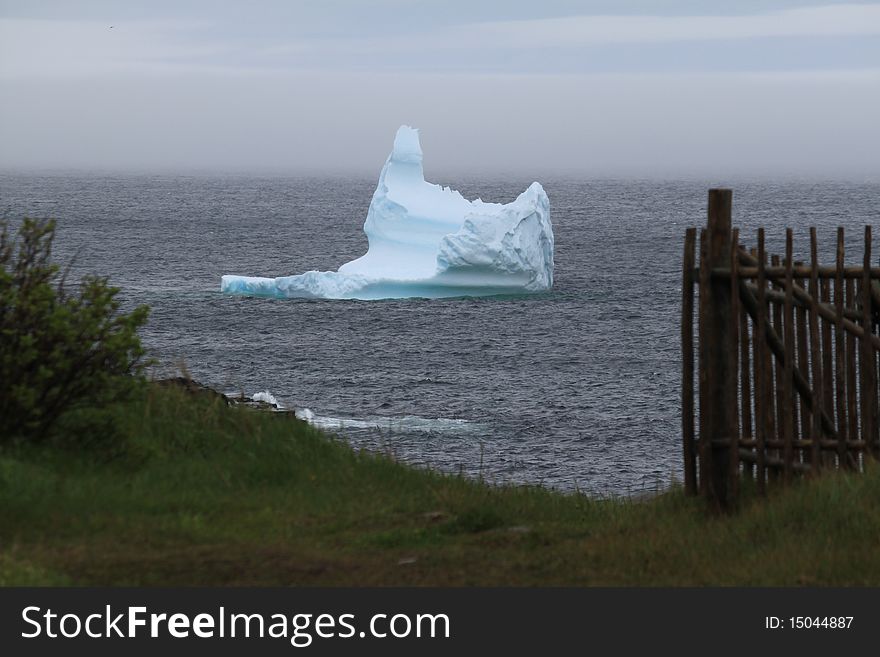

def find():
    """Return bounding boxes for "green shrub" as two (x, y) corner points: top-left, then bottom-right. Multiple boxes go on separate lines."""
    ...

(0, 218), (150, 443)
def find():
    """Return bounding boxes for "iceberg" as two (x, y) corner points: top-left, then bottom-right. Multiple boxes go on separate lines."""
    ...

(221, 126), (553, 300)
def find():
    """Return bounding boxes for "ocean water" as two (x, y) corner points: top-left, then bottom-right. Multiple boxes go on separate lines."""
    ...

(2, 173), (877, 495)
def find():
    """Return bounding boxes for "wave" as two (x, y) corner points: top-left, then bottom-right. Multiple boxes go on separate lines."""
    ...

(294, 408), (482, 434)
(251, 390), (281, 407)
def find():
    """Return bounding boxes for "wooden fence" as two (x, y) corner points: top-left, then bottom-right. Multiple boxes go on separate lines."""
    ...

(681, 189), (879, 508)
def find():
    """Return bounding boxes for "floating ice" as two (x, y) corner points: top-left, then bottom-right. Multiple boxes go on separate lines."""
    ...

(294, 408), (483, 434)
(221, 126), (553, 300)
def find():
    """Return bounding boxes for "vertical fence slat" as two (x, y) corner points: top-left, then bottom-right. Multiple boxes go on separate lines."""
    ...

(681, 228), (697, 495)
(861, 226), (876, 455)
(755, 229), (768, 494)
(871, 281), (880, 458)
(729, 228), (741, 496)
(859, 281), (867, 447)
(772, 255), (784, 472)
(783, 231), (795, 483)
(834, 228), (847, 467)
(795, 262), (810, 460)
(809, 228), (824, 471)
(766, 279), (778, 467)
(698, 229), (710, 495)
(876, 275), (880, 460)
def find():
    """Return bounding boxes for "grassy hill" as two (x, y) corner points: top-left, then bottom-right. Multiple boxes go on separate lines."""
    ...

(2, 383), (879, 586)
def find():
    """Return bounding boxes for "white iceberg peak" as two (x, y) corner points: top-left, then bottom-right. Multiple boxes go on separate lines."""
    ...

(221, 126), (553, 300)
(390, 125), (423, 166)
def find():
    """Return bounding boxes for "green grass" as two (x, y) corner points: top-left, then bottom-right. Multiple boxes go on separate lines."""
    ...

(1, 383), (879, 586)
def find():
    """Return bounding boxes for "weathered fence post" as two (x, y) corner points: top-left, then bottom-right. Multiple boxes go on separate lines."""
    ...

(782, 231), (795, 483)
(681, 228), (697, 495)
(861, 226), (876, 454)
(698, 189), (734, 508)
(833, 228), (846, 468)
(755, 229), (768, 494)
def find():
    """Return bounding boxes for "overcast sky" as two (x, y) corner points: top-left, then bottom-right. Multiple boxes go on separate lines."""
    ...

(1, 0), (878, 177)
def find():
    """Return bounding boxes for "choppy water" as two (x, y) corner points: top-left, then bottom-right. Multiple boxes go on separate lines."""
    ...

(2, 172), (877, 495)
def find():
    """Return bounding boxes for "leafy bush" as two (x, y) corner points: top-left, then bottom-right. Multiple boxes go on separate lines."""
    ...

(0, 218), (150, 443)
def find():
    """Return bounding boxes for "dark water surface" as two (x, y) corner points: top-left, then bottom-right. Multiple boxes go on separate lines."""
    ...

(2, 173), (877, 495)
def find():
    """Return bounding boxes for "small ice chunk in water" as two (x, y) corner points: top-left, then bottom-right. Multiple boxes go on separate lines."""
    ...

(251, 391), (279, 407)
